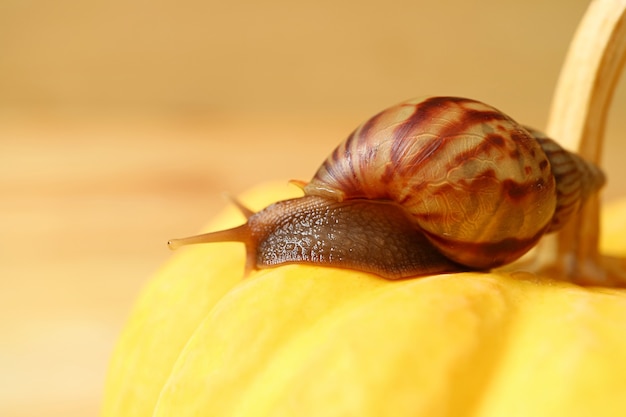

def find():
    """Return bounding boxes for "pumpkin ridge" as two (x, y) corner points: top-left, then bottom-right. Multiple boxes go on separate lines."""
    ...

(153, 266), (389, 416)
(234, 274), (522, 417)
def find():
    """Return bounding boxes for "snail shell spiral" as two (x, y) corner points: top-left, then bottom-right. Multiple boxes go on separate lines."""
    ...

(304, 96), (605, 269)
(168, 96), (605, 279)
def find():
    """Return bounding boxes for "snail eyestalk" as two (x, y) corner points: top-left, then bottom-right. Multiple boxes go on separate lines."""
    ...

(168, 223), (258, 276)
(222, 194), (256, 219)
(168, 224), (250, 250)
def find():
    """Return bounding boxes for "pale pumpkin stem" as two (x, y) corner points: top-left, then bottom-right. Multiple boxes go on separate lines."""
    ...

(538, 0), (626, 285)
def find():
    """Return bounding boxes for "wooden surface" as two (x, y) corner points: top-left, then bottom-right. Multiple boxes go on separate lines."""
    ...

(1, 0), (625, 416)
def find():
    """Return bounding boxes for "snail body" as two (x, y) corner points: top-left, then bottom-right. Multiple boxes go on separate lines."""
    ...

(168, 96), (605, 279)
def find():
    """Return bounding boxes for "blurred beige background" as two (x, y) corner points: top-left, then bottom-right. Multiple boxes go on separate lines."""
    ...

(1, 0), (624, 416)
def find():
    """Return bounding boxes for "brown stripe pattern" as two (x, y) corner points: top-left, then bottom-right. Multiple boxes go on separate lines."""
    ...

(302, 96), (604, 269)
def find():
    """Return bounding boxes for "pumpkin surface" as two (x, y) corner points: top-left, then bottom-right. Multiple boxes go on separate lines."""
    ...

(102, 182), (626, 417)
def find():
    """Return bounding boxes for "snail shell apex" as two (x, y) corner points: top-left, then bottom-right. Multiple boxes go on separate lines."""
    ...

(525, 127), (606, 233)
(168, 96), (606, 279)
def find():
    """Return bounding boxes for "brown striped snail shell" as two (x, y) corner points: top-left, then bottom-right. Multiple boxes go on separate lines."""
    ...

(168, 96), (605, 279)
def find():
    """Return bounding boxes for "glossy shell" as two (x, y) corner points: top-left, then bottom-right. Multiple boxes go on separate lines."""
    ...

(304, 97), (558, 269)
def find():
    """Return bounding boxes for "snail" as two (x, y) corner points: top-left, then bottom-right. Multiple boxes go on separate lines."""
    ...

(168, 96), (605, 279)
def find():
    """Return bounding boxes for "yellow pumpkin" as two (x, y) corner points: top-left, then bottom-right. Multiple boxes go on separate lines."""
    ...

(102, 182), (626, 417)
